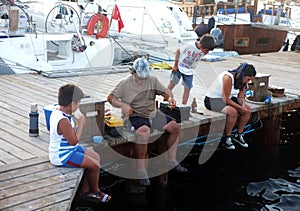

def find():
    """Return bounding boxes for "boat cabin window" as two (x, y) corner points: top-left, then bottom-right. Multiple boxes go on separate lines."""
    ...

(256, 38), (270, 46)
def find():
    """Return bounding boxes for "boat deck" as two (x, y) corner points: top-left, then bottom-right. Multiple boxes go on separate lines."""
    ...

(0, 51), (299, 210)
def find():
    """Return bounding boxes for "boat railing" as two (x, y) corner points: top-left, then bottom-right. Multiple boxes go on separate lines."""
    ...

(170, 0), (249, 18)
(260, 3), (291, 18)
(252, 3), (292, 26)
(0, 0), (35, 36)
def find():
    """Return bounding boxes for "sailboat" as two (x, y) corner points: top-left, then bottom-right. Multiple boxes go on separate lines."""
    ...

(0, 0), (115, 76)
(99, 0), (200, 63)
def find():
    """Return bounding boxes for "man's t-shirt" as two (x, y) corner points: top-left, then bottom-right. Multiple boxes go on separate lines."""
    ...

(110, 75), (167, 118)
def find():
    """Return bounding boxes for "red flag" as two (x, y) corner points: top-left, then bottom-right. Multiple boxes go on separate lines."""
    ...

(112, 5), (124, 33)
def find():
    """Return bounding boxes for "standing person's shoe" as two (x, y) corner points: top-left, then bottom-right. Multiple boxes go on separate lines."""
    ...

(138, 170), (150, 187)
(168, 160), (188, 173)
(232, 133), (248, 148)
(224, 137), (235, 150)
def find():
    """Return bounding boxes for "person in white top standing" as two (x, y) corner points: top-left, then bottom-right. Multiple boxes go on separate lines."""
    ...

(204, 63), (257, 150)
(167, 34), (215, 105)
(49, 84), (111, 203)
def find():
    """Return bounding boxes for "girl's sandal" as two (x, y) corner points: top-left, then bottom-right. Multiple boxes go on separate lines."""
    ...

(80, 190), (111, 203)
(95, 191), (111, 203)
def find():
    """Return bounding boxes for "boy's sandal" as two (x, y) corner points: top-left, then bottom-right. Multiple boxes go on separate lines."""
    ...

(80, 190), (111, 203)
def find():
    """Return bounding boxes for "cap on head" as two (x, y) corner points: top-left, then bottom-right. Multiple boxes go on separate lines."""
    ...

(131, 57), (150, 78)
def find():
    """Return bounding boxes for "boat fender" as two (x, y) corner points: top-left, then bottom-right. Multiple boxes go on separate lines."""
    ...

(86, 13), (109, 39)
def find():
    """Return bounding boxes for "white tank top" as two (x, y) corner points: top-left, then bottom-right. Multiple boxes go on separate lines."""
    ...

(49, 109), (78, 165)
(205, 71), (239, 98)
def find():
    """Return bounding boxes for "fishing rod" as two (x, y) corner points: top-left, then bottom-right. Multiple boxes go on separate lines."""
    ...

(178, 117), (263, 147)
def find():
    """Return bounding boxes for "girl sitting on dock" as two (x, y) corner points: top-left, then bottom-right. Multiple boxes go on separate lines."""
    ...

(204, 63), (257, 150)
(49, 84), (111, 203)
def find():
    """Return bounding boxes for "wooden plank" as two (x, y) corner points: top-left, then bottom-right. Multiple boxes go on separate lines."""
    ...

(0, 97), (50, 136)
(0, 156), (49, 173)
(0, 168), (81, 199)
(0, 180), (79, 210)
(0, 90), (50, 123)
(0, 157), (83, 211)
(0, 161), (79, 185)
(0, 77), (56, 106)
(0, 162), (54, 184)
(0, 138), (35, 161)
(0, 117), (49, 156)
(0, 148), (20, 164)
(11, 189), (73, 211)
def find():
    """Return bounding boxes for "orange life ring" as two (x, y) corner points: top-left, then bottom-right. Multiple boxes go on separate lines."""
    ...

(86, 13), (109, 39)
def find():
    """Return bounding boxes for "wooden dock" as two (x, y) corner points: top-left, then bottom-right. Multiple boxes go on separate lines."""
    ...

(0, 51), (299, 210)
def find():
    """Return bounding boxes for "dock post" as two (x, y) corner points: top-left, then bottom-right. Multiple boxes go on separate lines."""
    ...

(259, 107), (282, 145)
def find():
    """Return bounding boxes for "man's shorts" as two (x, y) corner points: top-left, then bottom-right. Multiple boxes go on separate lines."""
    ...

(63, 145), (86, 168)
(170, 70), (193, 89)
(129, 111), (174, 132)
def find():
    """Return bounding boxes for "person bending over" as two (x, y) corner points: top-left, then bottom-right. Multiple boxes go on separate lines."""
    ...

(167, 34), (215, 104)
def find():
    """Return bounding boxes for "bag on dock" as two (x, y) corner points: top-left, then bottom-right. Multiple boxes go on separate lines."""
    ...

(159, 102), (190, 123)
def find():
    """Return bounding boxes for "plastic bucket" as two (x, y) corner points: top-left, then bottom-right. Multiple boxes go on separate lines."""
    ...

(43, 104), (58, 131)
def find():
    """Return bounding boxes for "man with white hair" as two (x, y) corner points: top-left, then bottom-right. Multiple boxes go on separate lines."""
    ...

(107, 57), (187, 187)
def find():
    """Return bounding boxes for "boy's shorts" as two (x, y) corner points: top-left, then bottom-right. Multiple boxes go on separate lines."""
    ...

(129, 111), (174, 132)
(64, 145), (86, 168)
(170, 70), (193, 89)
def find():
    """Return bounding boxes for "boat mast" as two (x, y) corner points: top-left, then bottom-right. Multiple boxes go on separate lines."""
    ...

(253, 0), (258, 15)
(274, 0), (285, 25)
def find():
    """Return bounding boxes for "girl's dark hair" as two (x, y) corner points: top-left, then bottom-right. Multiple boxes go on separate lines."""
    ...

(58, 84), (84, 106)
(229, 63), (256, 90)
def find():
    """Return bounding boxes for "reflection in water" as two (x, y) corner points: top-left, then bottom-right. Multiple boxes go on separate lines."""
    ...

(247, 176), (300, 211)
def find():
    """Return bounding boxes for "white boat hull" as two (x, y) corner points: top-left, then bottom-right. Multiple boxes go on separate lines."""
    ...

(0, 33), (114, 74)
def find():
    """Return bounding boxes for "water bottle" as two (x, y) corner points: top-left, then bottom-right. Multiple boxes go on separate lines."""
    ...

(264, 94), (271, 104)
(29, 103), (39, 137)
(245, 89), (253, 97)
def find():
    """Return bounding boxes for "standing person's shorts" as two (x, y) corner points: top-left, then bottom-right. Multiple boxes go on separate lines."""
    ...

(170, 70), (193, 89)
(129, 111), (174, 132)
(63, 145), (86, 168)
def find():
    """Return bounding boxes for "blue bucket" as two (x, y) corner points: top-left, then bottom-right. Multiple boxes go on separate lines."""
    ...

(43, 104), (57, 131)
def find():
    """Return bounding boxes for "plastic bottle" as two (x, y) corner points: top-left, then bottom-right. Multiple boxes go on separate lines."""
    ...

(245, 89), (253, 97)
(264, 94), (271, 104)
(191, 98), (197, 113)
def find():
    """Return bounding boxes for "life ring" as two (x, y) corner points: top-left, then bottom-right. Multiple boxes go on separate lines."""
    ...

(86, 13), (109, 39)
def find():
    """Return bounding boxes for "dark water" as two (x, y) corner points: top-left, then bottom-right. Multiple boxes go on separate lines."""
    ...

(72, 109), (300, 211)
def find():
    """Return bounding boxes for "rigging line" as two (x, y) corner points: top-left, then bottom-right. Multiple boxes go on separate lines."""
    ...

(193, 63), (221, 96)
(139, 6), (168, 44)
(108, 35), (133, 59)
